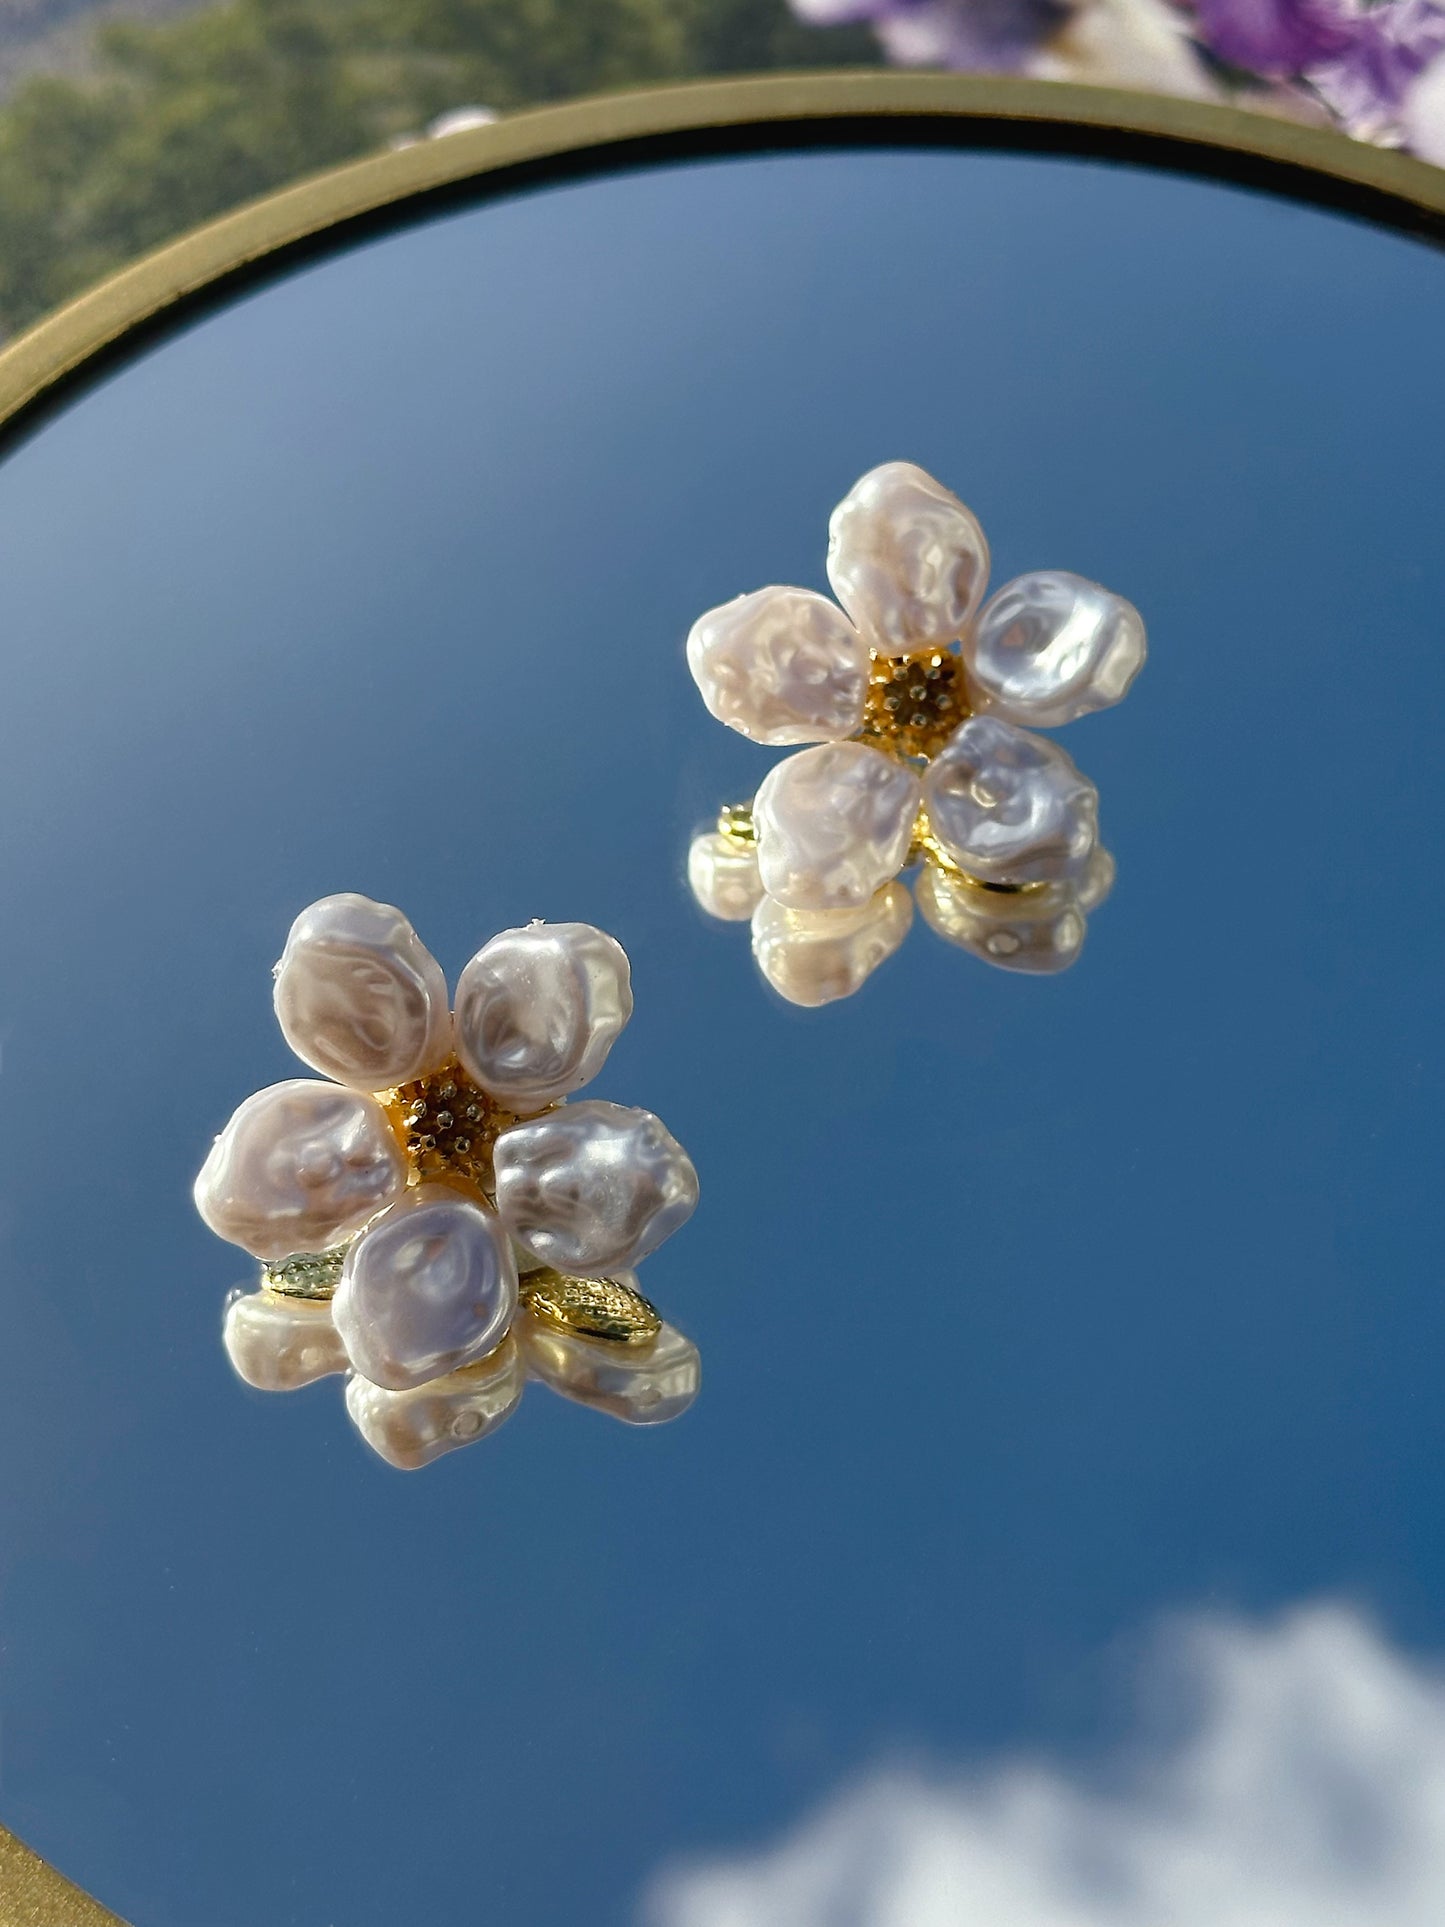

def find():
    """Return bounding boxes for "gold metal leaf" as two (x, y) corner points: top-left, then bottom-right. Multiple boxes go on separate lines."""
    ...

(521, 1270), (663, 1346)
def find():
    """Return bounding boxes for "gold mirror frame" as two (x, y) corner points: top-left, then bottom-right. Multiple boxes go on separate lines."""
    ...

(0, 69), (1443, 448)
(0, 66), (1441, 1922)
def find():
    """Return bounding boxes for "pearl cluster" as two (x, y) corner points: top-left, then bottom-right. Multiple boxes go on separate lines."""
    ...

(686, 460), (1145, 1004)
(197, 896), (700, 1468)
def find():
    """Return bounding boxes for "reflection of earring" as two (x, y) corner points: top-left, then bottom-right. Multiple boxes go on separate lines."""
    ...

(686, 461), (1145, 1005)
(196, 895), (700, 1468)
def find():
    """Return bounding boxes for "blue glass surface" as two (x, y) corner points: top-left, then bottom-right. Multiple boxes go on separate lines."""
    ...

(0, 145), (1441, 1926)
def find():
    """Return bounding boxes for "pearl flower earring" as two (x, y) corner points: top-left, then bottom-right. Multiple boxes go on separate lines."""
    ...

(196, 895), (700, 1468)
(686, 461), (1145, 1004)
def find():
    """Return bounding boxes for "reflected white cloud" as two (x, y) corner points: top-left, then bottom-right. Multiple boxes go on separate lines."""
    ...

(645, 1605), (1445, 1926)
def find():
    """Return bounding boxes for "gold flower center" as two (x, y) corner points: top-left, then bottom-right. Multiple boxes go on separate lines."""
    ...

(858, 648), (969, 761)
(377, 1056), (532, 1202)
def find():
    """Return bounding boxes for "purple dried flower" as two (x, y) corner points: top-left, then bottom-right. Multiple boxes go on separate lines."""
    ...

(888, 0), (1072, 67)
(788, 0), (1445, 156)
(1189, 0), (1354, 74)
(792, 0), (1068, 66)
(1310, 0), (1445, 134)
(1405, 46), (1445, 153)
(792, 0), (1201, 71)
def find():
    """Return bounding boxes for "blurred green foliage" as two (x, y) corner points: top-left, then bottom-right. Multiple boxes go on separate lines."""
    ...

(0, 0), (875, 333)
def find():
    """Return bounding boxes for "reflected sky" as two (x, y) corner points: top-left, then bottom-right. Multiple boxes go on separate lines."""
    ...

(647, 1602), (1445, 1926)
(0, 145), (1441, 1926)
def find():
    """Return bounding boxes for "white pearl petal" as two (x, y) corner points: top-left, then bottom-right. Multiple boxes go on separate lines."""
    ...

(916, 865), (1089, 974)
(1075, 843), (1117, 914)
(453, 921), (632, 1109)
(333, 1185), (519, 1391)
(494, 1101), (698, 1275)
(345, 1335), (524, 1470)
(754, 742), (920, 911)
(520, 1307), (700, 1425)
(923, 715), (1098, 887)
(826, 461), (990, 655)
(917, 843), (1114, 973)
(194, 1079), (407, 1262)
(273, 893), (452, 1090)
(688, 831), (765, 922)
(686, 586), (868, 745)
(223, 1289), (350, 1390)
(751, 882), (912, 1007)
(965, 571), (1146, 727)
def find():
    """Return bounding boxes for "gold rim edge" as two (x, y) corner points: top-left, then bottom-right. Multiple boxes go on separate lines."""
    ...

(0, 1820), (130, 1925)
(0, 69), (1442, 437)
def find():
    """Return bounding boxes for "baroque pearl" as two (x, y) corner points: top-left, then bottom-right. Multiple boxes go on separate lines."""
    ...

(751, 882), (912, 1007)
(494, 1100), (698, 1275)
(922, 714), (1098, 886)
(453, 921), (632, 1110)
(919, 871), (1064, 974)
(272, 893), (452, 1091)
(194, 1079), (406, 1262)
(346, 1334), (524, 1469)
(223, 1289), (350, 1390)
(688, 831), (764, 922)
(520, 1309), (700, 1425)
(965, 571), (1147, 727)
(686, 586), (868, 745)
(754, 742), (921, 911)
(826, 461), (990, 656)
(333, 1185), (518, 1390)
(917, 845), (1113, 972)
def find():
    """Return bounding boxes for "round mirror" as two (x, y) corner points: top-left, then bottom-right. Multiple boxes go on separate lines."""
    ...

(1, 85), (1442, 1926)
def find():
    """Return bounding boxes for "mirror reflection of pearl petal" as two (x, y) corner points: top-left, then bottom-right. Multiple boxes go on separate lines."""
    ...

(345, 1335), (525, 1470)
(688, 830), (765, 922)
(826, 460), (990, 656)
(494, 1101), (699, 1276)
(751, 882), (913, 1007)
(1075, 843), (1117, 914)
(223, 1289), (351, 1390)
(965, 571), (1148, 728)
(686, 586), (870, 745)
(923, 714), (1098, 887)
(916, 866), (1088, 974)
(194, 1079), (408, 1262)
(453, 921), (632, 1110)
(520, 1308), (700, 1425)
(272, 893), (453, 1090)
(332, 1185), (519, 1391)
(755, 741), (921, 911)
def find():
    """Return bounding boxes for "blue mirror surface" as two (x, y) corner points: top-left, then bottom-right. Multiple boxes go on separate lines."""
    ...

(0, 144), (1442, 1926)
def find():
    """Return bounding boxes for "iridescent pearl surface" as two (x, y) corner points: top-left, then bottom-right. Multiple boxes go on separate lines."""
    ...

(332, 1185), (518, 1391)
(520, 1310), (700, 1425)
(1074, 843), (1117, 915)
(453, 921), (632, 1109)
(751, 882), (913, 1007)
(687, 831), (765, 922)
(915, 867), (1084, 974)
(494, 1100), (699, 1275)
(826, 461), (990, 656)
(922, 714), (1098, 887)
(272, 893), (452, 1090)
(345, 1334), (524, 1469)
(965, 570), (1147, 727)
(917, 843), (1112, 972)
(754, 742), (921, 911)
(685, 586), (868, 744)
(194, 1079), (407, 1262)
(223, 1289), (351, 1390)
